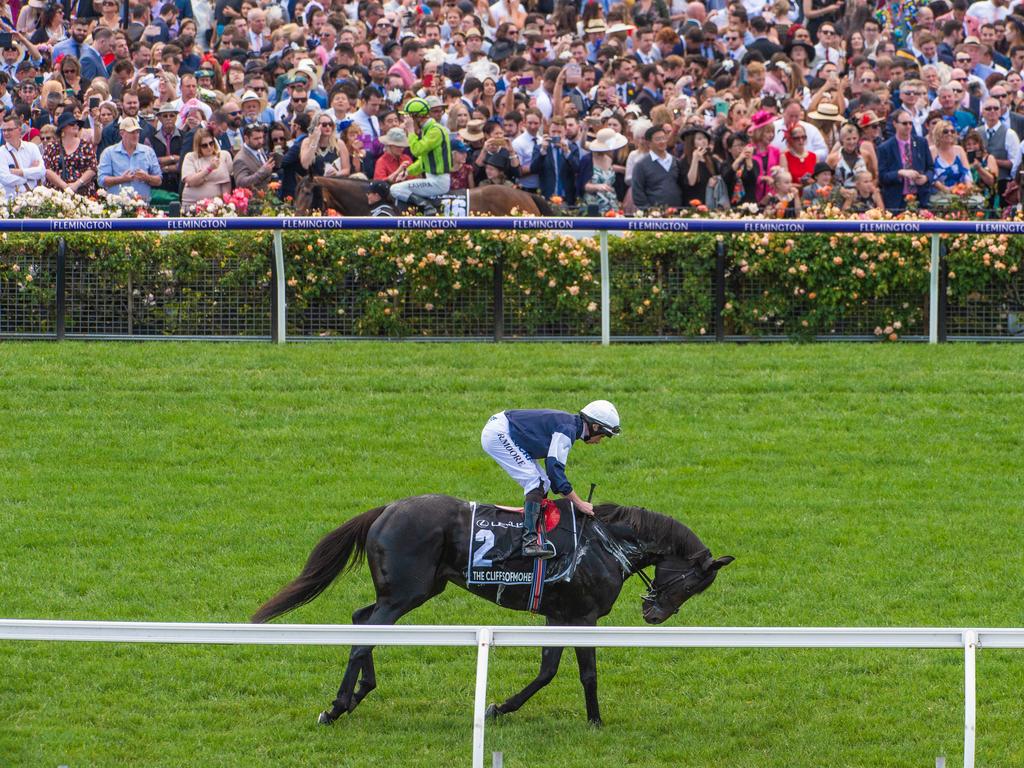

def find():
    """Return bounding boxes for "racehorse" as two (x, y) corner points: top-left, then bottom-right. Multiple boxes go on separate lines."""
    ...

(299, 176), (555, 216)
(252, 495), (733, 726)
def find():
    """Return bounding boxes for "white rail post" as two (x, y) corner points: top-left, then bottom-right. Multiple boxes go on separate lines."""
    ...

(599, 230), (610, 346)
(929, 233), (940, 344)
(472, 628), (492, 768)
(273, 230), (286, 344)
(963, 630), (978, 768)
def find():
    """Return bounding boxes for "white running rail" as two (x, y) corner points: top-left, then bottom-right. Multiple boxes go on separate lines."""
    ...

(3, 621), (1023, 768)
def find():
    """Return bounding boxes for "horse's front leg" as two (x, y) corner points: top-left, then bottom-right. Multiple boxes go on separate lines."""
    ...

(485, 644), (565, 720)
(574, 644), (602, 727)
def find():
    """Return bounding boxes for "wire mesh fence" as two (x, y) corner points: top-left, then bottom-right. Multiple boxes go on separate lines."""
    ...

(0, 247), (57, 336)
(1, 227), (1023, 341)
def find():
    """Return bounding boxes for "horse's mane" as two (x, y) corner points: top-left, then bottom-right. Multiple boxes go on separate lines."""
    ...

(592, 503), (698, 558)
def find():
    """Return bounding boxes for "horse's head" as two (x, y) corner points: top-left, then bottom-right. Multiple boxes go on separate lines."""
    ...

(641, 551), (734, 625)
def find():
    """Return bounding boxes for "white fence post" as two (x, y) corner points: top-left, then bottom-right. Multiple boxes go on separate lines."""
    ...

(599, 230), (610, 346)
(472, 628), (492, 768)
(963, 630), (977, 768)
(929, 234), (940, 344)
(273, 230), (286, 344)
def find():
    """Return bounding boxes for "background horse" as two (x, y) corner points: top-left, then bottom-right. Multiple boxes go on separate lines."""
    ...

(253, 495), (733, 726)
(299, 177), (555, 216)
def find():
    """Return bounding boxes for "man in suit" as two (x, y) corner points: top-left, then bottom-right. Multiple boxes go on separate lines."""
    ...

(989, 82), (1024, 140)
(233, 122), (277, 193)
(631, 124), (683, 210)
(878, 110), (934, 210)
(537, 116), (581, 205)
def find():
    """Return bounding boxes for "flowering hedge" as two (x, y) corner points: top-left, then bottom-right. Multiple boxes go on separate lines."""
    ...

(0, 226), (1021, 339)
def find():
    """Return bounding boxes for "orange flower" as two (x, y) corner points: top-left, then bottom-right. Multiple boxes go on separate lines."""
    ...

(688, 199), (702, 207)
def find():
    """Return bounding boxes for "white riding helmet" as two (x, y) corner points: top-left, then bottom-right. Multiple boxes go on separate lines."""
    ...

(580, 400), (620, 437)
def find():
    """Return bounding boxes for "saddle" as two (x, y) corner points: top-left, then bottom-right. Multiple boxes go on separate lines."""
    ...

(466, 498), (582, 587)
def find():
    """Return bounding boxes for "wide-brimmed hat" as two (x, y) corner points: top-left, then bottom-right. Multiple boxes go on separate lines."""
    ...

(807, 102), (843, 122)
(488, 40), (516, 62)
(784, 40), (815, 63)
(854, 110), (884, 128)
(466, 59), (500, 81)
(750, 109), (777, 130)
(27, 0), (47, 9)
(56, 112), (86, 132)
(425, 95), (445, 111)
(380, 127), (409, 146)
(606, 22), (636, 35)
(156, 102), (179, 115)
(119, 116), (142, 132)
(587, 127), (628, 152)
(459, 118), (486, 142)
(240, 89), (261, 104)
(485, 153), (510, 170)
(585, 19), (607, 34)
(680, 125), (711, 141)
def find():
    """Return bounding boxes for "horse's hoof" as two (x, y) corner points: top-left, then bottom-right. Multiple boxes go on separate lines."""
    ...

(484, 704), (501, 721)
(588, 717), (603, 729)
(317, 710), (336, 726)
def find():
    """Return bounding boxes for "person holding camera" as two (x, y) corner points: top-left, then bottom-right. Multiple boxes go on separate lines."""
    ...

(474, 122), (520, 184)
(232, 122), (277, 193)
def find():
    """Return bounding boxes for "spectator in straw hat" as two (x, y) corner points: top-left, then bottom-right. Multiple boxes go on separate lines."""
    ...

(373, 126), (413, 182)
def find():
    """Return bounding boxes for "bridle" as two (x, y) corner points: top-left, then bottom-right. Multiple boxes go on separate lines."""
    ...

(638, 549), (712, 615)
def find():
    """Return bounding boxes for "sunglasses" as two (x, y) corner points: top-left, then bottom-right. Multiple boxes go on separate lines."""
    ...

(292, 97), (307, 103)
(319, 122), (334, 127)
(940, 128), (955, 135)
(820, 29), (835, 35)
(983, 105), (1001, 110)
(200, 140), (216, 147)
(956, 57), (971, 63)
(790, 134), (806, 139)
(992, 92), (1008, 98)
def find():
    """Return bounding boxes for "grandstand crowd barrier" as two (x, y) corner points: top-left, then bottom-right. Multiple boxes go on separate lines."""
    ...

(2, 216), (1024, 342)
(2, 619), (1023, 768)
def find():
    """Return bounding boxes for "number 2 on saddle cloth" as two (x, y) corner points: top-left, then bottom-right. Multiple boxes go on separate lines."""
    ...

(466, 499), (581, 612)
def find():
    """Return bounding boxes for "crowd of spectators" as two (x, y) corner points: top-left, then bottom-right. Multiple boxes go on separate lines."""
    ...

(1, 0), (1024, 216)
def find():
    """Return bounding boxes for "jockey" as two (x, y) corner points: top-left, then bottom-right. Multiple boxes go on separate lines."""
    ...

(480, 401), (620, 559)
(367, 180), (399, 216)
(390, 97), (452, 216)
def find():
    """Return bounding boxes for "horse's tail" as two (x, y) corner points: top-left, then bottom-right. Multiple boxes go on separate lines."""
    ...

(251, 505), (387, 623)
(529, 193), (555, 216)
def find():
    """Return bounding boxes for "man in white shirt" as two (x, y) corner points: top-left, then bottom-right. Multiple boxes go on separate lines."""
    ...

(0, 112), (45, 199)
(511, 109), (543, 191)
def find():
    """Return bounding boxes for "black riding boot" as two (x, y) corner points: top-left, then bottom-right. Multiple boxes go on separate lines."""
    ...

(522, 498), (555, 559)
(406, 193), (438, 215)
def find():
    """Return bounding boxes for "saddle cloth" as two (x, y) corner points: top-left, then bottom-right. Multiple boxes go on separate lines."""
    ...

(466, 499), (581, 586)
(438, 191), (469, 217)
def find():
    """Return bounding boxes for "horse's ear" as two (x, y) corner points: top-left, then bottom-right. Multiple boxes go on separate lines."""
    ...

(710, 556), (735, 571)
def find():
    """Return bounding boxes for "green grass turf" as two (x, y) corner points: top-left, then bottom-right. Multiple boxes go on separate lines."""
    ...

(1, 343), (1022, 768)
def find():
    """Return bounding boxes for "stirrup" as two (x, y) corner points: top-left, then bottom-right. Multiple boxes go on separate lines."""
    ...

(522, 540), (556, 560)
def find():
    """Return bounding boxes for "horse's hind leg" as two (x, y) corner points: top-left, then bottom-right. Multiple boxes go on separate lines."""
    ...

(485, 643), (565, 720)
(348, 605), (378, 710)
(320, 591), (438, 724)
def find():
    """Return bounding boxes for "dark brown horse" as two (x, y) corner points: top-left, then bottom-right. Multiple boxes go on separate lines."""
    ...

(253, 495), (733, 726)
(298, 176), (556, 216)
